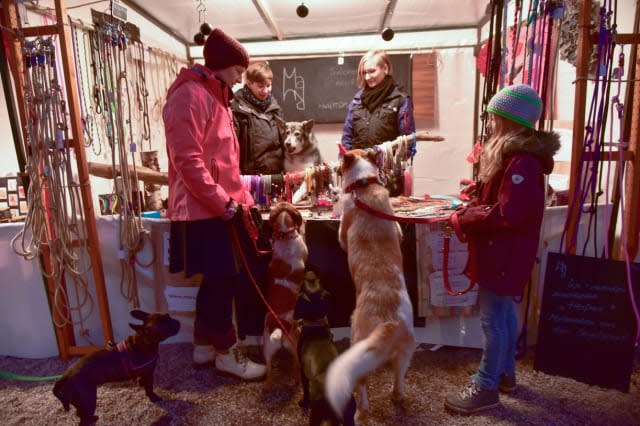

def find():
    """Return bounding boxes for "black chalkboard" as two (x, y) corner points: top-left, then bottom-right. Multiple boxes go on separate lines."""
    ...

(534, 252), (640, 392)
(269, 54), (411, 124)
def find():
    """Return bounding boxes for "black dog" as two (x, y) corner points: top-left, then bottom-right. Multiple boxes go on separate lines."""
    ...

(53, 310), (180, 426)
(294, 270), (356, 426)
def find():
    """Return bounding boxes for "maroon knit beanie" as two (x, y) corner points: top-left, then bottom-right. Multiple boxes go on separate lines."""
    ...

(203, 28), (250, 71)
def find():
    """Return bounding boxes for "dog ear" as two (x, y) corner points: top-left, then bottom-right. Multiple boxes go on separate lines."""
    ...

(366, 149), (379, 165)
(130, 310), (149, 322)
(303, 119), (314, 132)
(290, 206), (303, 228)
(269, 202), (284, 225)
(341, 150), (357, 170)
(129, 323), (143, 333)
(274, 115), (287, 132)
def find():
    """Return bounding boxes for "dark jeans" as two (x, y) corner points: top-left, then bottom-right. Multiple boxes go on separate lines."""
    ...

(473, 286), (518, 389)
(191, 216), (269, 349)
(194, 274), (238, 350)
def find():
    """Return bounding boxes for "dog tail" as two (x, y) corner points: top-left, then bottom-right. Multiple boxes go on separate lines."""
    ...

(325, 321), (410, 418)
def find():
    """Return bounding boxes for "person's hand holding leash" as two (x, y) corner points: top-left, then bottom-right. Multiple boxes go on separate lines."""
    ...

(221, 198), (238, 221)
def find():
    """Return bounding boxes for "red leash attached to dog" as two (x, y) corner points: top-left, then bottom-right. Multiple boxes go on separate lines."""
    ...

(229, 221), (297, 349)
(353, 195), (475, 297)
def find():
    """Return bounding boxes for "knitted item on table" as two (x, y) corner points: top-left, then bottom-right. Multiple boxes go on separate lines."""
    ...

(487, 84), (542, 129)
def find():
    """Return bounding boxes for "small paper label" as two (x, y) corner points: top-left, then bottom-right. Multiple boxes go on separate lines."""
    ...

(164, 286), (198, 312)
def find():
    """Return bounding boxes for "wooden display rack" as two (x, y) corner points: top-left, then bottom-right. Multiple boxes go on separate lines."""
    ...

(566, 0), (640, 259)
(1, 0), (113, 359)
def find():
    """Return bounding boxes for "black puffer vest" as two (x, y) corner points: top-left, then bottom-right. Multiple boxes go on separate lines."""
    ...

(231, 91), (284, 175)
(350, 85), (409, 149)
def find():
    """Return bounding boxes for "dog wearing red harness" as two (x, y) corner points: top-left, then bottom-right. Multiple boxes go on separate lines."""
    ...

(326, 149), (415, 423)
(263, 201), (308, 387)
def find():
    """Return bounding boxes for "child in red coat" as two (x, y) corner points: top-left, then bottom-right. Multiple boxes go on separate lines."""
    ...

(445, 84), (560, 414)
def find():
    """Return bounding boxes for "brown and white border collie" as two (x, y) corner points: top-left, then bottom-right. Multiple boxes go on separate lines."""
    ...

(325, 149), (415, 423)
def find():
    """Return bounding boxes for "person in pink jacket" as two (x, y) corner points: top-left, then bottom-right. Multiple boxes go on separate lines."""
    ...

(163, 28), (265, 381)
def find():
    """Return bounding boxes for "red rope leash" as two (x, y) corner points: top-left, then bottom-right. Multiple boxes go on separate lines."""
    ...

(353, 195), (475, 296)
(229, 224), (297, 349)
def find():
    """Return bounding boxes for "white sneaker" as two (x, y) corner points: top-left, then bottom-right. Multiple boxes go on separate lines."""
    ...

(193, 344), (216, 366)
(215, 344), (266, 381)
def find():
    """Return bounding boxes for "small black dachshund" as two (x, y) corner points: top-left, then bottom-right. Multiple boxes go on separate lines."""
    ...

(53, 310), (180, 425)
(294, 270), (356, 426)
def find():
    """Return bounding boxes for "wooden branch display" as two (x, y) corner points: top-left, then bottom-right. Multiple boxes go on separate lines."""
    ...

(412, 131), (445, 142)
(88, 162), (169, 186)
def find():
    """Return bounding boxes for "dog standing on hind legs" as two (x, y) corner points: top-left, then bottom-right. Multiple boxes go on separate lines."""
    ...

(325, 149), (415, 423)
(52, 310), (180, 426)
(263, 201), (308, 387)
(295, 269), (356, 426)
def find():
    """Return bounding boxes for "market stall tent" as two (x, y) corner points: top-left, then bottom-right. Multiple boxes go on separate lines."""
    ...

(0, 0), (638, 361)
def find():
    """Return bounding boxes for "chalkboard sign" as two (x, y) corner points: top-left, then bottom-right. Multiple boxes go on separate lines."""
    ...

(269, 54), (411, 123)
(534, 252), (640, 392)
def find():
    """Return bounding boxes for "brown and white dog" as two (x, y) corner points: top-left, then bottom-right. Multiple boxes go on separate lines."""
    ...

(263, 201), (309, 387)
(325, 149), (415, 423)
(276, 117), (324, 173)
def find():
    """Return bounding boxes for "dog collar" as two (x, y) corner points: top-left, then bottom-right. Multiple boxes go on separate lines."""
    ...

(301, 317), (329, 328)
(115, 340), (158, 378)
(272, 226), (299, 240)
(344, 176), (383, 193)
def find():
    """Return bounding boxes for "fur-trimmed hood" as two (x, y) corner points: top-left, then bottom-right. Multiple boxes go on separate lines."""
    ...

(502, 129), (561, 175)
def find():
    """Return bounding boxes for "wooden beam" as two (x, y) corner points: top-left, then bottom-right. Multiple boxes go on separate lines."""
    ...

(252, 0), (284, 41)
(88, 162), (169, 186)
(590, 32), (640, 45)
(379, 0), (398, 32)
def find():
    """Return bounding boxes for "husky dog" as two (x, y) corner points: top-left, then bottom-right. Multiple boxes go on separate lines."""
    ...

(276, 117), (324, 173)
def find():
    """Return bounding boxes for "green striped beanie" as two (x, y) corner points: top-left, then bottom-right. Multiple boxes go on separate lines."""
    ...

(487, 84), (542, 129)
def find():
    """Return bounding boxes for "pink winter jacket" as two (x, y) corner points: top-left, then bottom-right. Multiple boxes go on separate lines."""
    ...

(163, 64), (254, 221)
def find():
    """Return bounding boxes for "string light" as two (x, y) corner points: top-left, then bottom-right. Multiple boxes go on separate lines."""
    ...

(193, 0), (212, 45)
(381, 27), (394, 41)
(296, 2), (309, 18)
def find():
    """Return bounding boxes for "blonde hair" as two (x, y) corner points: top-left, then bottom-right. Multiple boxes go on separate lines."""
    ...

(479, 114), (530, 182)
(356, 49), (392, 89)
(244, 61), (273, 84)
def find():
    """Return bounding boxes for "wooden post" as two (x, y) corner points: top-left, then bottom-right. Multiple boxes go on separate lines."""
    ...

(2, 0), (113, 358)
(622, 42), (640, 259)
(564, 0), (593, 254)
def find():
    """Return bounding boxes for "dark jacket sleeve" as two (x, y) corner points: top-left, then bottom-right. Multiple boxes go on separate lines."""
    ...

(341, 98), (357, 150)
(397, 96), (416, 135)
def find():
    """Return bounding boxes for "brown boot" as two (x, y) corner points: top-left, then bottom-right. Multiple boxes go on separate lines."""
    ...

(445, 382), (499, 414)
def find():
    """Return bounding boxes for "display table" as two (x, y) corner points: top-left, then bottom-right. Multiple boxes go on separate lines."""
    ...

(1, 205), (609, 358)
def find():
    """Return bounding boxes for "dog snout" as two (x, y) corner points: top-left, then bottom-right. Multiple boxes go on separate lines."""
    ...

(285, 138), (297, 152)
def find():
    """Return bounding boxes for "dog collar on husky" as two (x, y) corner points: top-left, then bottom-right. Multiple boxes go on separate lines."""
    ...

(344, 176), (383, 193)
